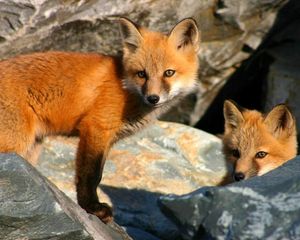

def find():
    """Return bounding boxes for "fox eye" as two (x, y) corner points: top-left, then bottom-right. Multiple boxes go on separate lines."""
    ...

(164, 69), (175, 77)
(255, 151), (268, 159)
(137, 70), (146, 78)
(231, 149), (240, 158)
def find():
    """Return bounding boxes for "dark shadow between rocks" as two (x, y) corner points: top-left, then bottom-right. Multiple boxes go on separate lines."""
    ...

(100, 185), (181, 240)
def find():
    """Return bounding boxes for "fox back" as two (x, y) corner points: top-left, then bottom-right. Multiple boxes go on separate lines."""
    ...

(223, 100), (298, 181)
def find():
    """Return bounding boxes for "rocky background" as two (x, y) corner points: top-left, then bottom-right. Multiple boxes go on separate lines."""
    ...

(1, 0), (300, 239)
(0, 0), (296, 128)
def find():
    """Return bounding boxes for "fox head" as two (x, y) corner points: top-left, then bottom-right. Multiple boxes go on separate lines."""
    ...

(223, 100), (298, 181)
(119, 17), (200, 107)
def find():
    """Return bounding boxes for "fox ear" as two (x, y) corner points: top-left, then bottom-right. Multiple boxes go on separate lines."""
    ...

(168, 18), (200, 52)
(119, 17), (143, 53)
(223, 100), (244, 132)
(264, 104), (295, 139)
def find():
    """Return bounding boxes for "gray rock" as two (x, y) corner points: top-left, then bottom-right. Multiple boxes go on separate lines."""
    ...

(0, 153), (131, 240)
(0, 0), (285, 124)
(35, 121), (227, 239)
(263, 0), (300, 139)
(159, 156), (300, 240)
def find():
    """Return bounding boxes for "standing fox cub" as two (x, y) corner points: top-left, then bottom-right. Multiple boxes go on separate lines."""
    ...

(223, 100), (297, 182)
(0, 18), (200, 222)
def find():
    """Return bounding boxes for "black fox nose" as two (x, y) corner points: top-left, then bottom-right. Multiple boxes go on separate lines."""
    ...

(147, 95), (160, 105)
(234, 172), (245, 181)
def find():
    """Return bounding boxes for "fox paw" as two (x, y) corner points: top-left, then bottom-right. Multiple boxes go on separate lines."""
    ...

(85, 202), (113, 223)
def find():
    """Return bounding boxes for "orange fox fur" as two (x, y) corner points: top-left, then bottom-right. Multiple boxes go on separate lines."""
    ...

(223, 100), (298, 182)
(0, 18), (200, 222)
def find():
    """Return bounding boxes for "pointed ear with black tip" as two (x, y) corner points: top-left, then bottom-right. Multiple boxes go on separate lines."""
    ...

(223, 100), (245, 133)
(119, 17), (143, 53)
(264, 104), (296, 139)
(168, 18), (200, 52)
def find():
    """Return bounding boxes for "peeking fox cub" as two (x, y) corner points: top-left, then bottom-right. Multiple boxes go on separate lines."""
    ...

(0, 18), (200, 222)
(223, 100), (297, 181)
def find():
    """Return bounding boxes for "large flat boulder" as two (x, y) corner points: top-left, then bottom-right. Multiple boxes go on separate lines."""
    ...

(35, 121), (227, 239)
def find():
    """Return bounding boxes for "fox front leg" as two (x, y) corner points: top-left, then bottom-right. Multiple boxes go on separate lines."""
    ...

(75, 126), (114, 223)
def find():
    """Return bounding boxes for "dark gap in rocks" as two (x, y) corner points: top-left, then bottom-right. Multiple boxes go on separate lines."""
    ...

(195, 0), (300, 140)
